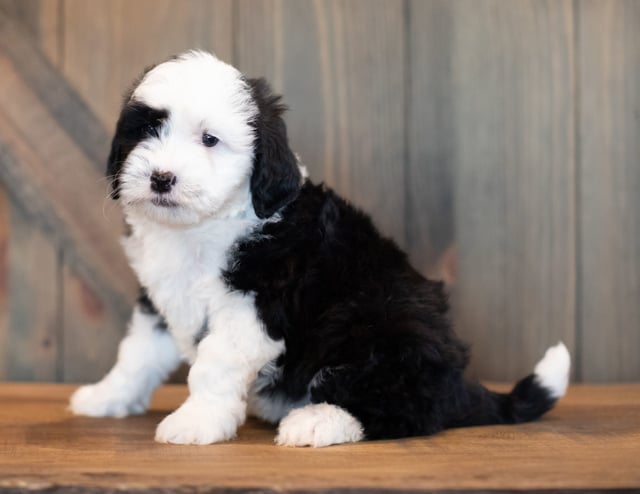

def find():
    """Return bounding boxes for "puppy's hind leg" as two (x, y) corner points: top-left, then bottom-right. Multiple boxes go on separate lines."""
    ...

(276, 349), (446, 447)
(276, 402), (365, 448)
(69, 301), (181, 418)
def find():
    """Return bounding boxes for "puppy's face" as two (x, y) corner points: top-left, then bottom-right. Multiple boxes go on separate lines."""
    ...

(107, 51), (301, 226)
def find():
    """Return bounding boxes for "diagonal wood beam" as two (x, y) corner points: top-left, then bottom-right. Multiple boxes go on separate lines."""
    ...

(0, 6), (110, 171)
(0, 10), (136, 319)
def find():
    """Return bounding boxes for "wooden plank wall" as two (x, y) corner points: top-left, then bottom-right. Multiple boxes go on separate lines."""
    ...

(0, 0), (638, 383)
(578, 0), (640, 382)
(450, 1), (577, 380)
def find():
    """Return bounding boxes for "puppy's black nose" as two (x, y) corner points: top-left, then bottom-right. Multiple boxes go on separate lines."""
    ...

(150, 171), (176, 193)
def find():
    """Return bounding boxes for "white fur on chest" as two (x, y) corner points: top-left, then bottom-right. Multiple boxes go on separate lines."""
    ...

(122, 211), (258, 362)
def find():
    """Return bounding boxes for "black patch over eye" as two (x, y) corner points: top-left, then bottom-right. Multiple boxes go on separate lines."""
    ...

(107, 102), (168, 199)
(202, 133), (219, 147)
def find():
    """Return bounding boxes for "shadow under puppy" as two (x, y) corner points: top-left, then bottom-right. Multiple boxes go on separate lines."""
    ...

(70, 51), (570, 447)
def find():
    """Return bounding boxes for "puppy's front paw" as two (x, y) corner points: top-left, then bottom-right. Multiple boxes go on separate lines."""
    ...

(69, 383), (146, 418)
(155, 402), (239, 445)
(276, 403), (364, 447)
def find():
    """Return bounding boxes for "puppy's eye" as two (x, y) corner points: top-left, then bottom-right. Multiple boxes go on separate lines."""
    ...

(144, 121), (161, 137)
(202, 133), (219, 147)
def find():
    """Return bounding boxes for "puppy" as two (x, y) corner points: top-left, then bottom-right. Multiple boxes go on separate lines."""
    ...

(70, 51), (570, 447)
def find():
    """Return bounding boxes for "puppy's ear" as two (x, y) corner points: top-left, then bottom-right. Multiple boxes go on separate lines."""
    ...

(247, 78), (301, 218)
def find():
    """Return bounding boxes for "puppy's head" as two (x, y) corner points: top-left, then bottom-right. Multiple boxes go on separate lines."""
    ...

(107, 51), (301, 225)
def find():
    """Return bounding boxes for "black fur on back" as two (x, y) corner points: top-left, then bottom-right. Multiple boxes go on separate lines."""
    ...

(246, 78), (301, 219)
(225, 183), (559, 439)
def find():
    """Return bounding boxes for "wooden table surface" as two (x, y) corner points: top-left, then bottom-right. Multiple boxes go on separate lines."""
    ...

(0, 383), (639, 493)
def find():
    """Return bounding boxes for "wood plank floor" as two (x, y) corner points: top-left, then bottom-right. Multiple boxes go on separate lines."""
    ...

(0, 383), (639, 493)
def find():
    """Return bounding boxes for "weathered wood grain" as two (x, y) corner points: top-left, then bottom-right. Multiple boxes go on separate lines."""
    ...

(236, 0), (406, 243)
(30, 0), (60, 65)
(0, 118), (131, 382)
(62, 262), (128, 383)
(3, 202), (60, 381)
(0, 0), (61, 65)
(578, 0), (640, 382)
(0, 188), (8, 378)
(234, 0), (284, 87)
(1, 382), (639, 492)
(0, 0), (64, 382)
(62, 0), (233, 130)
(406, 0), (456, 279)
(0, 54), (136, 315)
(450, 0), (576, 380)
(0, 8), (109, 173)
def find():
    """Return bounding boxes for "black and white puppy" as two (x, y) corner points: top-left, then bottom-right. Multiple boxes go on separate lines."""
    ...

(70, 51), (570, 447)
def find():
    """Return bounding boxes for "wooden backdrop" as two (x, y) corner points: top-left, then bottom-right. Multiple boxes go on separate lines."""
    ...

(0, 0), (638, 384)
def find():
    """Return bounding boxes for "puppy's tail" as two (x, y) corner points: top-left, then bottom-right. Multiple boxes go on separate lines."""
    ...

(447, 342), (571, 428)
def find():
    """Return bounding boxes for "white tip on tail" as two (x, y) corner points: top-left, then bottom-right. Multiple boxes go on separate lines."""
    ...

(533, 342), (571, 399)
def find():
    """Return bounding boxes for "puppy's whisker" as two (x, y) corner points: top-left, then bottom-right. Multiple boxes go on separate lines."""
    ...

(101, 195), (118, 222)
(98, 174), (117, 185)
(97, 175), (121, 222)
